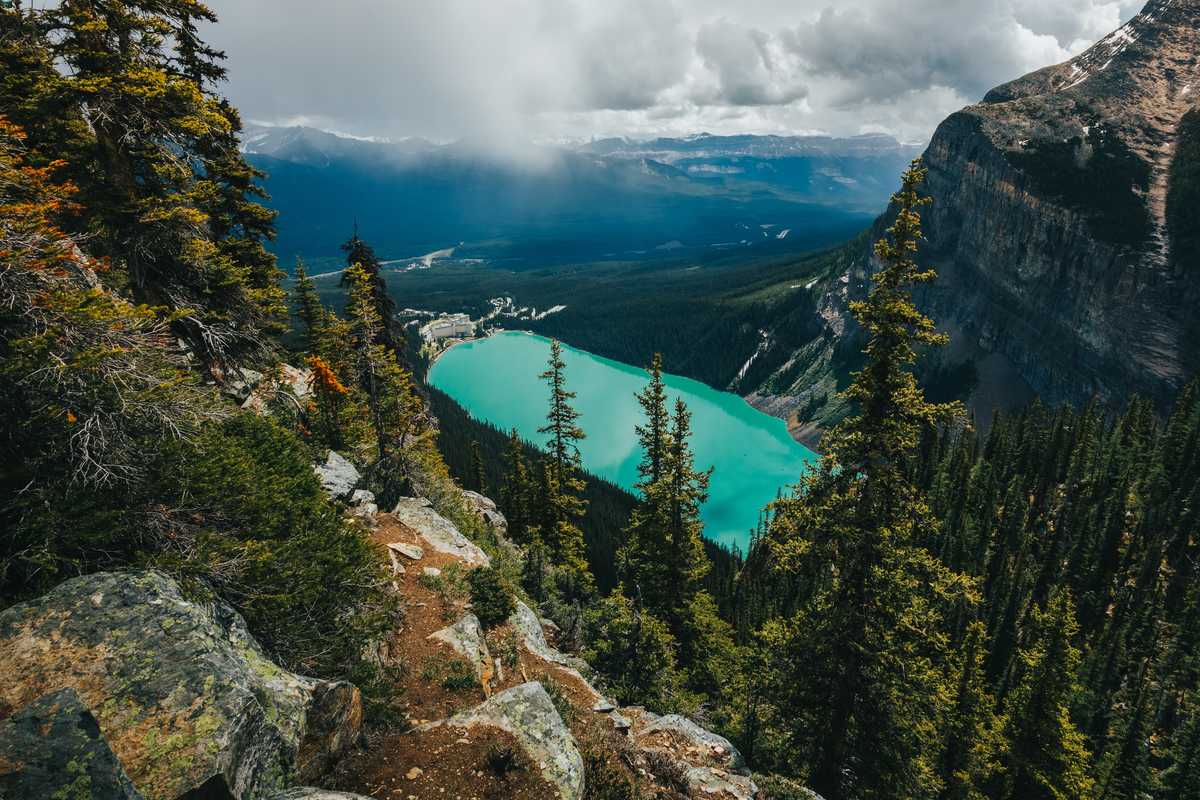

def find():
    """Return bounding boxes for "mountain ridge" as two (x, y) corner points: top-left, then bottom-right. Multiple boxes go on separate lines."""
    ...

(743, 0), (1200, 436)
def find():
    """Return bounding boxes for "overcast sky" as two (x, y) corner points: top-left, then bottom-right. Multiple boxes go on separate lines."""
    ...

(203, 0), (1144, 149)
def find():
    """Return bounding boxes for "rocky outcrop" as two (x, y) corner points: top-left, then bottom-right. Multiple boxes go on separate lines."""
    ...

(0, 688), (144, 800)
(391, 497), (491, 566)
(509, 600), (594, 680)
(632, 710), (757, 799)
(744, 0), (1200, 437)
(637, 713), (748, 773)
(348, 489), (377, 521)
(313, 451), (361, 500)
(907, 0), (1200, 413)
(0, 571), (362, 800)
(422, 682), (584, 800)
(241, 363), (314, 414)
(462, 489), (508, 533)
(428, 613), (492, 682)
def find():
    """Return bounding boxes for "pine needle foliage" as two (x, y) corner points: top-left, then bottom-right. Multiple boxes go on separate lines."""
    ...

(757, 161), (975, 800)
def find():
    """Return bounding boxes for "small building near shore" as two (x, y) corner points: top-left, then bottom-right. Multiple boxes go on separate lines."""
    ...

(420, 313), (475, 342)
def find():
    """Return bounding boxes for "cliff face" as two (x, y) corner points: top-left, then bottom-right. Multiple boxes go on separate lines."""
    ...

(920, 0), (1200, 409)
(748, 0), (1200, 438)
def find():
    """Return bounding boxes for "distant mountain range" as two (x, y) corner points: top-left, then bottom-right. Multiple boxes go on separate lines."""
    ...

(241, 126), (920, 267)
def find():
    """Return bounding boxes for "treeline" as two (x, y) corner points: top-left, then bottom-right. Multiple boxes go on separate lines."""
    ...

(676, 165), (1200, 800)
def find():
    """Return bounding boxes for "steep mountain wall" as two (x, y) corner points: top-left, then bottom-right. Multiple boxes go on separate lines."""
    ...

(747, 0), (1200, 438)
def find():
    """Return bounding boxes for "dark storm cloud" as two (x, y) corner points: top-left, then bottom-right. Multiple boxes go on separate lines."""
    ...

(202, 0), (1145, 147)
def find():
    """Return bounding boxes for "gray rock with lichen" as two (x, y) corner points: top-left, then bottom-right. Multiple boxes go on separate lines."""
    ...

(683, 766), (758, 799)
(422, 682), (582, 800)
(508, 600), (593, 679)
(428, 613), (491, 680)
(0, 688), (143, 800)
(314, 451), (360, 500)
(0, 571), (361, 800)
(391, 497), (490, 566)
(637, 713), (747, 773)
(461, 489), (508, 533)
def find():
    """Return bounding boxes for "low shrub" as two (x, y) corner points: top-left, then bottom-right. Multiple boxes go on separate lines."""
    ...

(468, 566), (516, 629)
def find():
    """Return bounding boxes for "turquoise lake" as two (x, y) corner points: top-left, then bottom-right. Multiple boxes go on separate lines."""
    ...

(428, 332), (818, 551)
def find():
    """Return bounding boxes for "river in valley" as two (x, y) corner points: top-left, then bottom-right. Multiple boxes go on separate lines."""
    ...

(428, 332), (818, 551)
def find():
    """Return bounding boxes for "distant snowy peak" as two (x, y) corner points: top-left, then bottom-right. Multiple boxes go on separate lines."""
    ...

(239, 124), (437, 164)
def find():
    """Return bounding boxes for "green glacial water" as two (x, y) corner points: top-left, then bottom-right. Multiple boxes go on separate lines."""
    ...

(428, 332), (818, 551)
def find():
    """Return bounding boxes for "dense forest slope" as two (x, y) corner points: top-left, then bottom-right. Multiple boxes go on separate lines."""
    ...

(743, 0), (1200, 439)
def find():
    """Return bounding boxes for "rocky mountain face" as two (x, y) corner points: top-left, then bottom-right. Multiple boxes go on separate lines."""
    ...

(745, 0), (1200, 438)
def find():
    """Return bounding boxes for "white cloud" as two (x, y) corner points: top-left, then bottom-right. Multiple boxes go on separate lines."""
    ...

(203, 0), (1145, 151)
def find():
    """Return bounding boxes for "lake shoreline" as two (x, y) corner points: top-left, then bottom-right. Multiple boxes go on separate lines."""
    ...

(428, 331), (818, 549)
(430, 329), (819, 451)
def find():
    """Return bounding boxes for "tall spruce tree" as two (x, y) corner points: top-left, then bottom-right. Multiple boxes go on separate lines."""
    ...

(292, 258), (324, 351)
(758, 161), (972, 800)
(532, 340), (592, 598)
(993, 590), (1094, 800)
(500, 429), (533, 543)
(340, 229), (399, 357)
(539, 339), (586, 485)
(661, 399), (713, 631)
(343, 263), (429, 501)
(469, 440), (486, 494)
(636, 353), (670, 488)
(938, 622), (1001, 800)
(1159, 694), (1200, 800)
(25, 0), (286, 362)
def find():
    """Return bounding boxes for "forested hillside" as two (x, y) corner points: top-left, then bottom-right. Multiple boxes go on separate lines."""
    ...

(3, 3), (1199, 800)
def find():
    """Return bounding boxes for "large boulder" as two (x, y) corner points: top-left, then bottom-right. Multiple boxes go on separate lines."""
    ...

(461, 489), (508, 534)
(0, 688), (143, 800)
(632, 712), (755, 800)
(508, 601), (594, 684)
(427, 613), (491, 682)
(313, 451), (361, 500)
(421, 682), (583, 800)
(0, 571), (362, 800)
(390, 497), (490, 567)
(636, 713), (747, 773)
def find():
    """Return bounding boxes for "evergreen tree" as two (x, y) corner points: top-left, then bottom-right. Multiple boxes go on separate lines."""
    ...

(522, 532), (552, 604)
(635, 353), (670, 488)
(582, 588), (685, 711)
(531, 459), (593, 601)
(532, 339), (593, 598)
(662, 398), (713, 629)
(292, 257), (324, 351)
(938, 622), (1001, 800)
(469, 440), (487, 494)
(1095, 659), (1155, 800)
(994, 591), (1094, 800)
(343, 263), (430, 501)
(758, 161), (971, 800)
(22, 0), (286, 362)
(500, 428), (533, 543)
(620, 362), (712, 634)
(340, 229), (399, 357)
(1159, 694), (1200, 800)
(539, 339), (586, 485)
